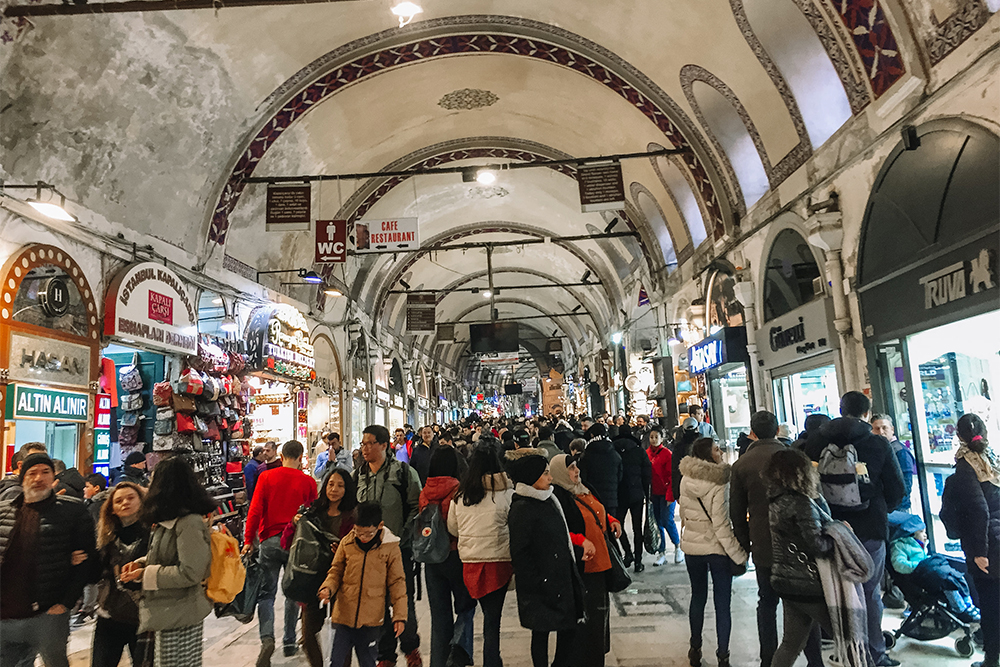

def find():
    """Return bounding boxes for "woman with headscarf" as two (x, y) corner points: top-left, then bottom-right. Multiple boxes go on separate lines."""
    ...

(550, 454), (622, 667)
(941, 413), (1000, 667)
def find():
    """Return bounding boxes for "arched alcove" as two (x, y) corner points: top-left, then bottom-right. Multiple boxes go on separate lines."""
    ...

(762, 228), (822, 321)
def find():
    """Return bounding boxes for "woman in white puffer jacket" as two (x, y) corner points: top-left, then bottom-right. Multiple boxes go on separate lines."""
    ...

(446, 438), (514, 667)
(678, 437), (748, 667)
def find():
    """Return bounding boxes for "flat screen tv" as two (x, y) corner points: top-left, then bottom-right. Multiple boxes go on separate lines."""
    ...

(470, 322), (519, 353)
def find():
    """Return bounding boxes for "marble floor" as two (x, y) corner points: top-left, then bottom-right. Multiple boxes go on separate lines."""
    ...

(65, 557), (982, 667)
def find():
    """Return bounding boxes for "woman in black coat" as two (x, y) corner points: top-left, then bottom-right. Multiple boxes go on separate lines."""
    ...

(578, 423), (622, 520)
(613, 425), (652, 571)
(941, 414), (1000, 667)
(506, 449), (586, 667)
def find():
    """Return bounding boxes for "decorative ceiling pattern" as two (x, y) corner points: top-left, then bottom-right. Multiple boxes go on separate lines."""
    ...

(438, 88), (500, 110)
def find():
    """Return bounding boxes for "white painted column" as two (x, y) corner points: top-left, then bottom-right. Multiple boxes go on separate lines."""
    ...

(807, 214), (857, 390)
(733, 280), (764, 411)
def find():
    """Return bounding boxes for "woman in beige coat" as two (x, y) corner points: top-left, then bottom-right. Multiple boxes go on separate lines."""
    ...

(678, 438), (748, 667)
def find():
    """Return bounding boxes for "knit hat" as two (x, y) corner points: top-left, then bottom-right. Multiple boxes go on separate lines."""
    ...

(681, 417), (698, 430)
(19, 453), (55, 483)
(428, 447), (460, 479)
(504, 448), (548, 486)
(124, 451), (147, 466)
(585, 423), (608, 440)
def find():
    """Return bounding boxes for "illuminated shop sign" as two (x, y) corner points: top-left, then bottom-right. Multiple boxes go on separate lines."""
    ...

(686, 327), (749, 376)
(688, 339), (723, 375)
(104, 262), (197, 355)
(245, 304), (316, 381)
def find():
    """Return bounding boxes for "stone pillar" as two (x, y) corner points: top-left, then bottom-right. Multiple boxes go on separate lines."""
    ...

(733, 280), (763, 411)
(807, 214), (857, 390)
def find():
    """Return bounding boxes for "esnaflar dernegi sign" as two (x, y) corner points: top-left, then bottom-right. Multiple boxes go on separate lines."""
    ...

(104, 262), (197, 355)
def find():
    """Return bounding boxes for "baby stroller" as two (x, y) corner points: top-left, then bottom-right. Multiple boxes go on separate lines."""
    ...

(883, 514), (976, 658)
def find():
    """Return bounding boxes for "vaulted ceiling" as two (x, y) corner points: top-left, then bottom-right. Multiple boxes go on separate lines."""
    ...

(1, 0), (927, 379)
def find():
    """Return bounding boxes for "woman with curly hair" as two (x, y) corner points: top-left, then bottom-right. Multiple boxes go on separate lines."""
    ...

(92, 481), (150, 667)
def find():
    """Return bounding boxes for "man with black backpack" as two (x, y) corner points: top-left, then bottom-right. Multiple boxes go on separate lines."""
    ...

(355, 425), (424, 667)
(805, 391), (905, 667)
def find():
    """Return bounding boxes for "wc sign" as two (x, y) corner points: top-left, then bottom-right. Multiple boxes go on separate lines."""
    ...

(315, 220), (347, 263)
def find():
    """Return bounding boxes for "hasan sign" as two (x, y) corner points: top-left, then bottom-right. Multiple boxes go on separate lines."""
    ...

(5, 385), (89, 422)
(104, 263), (197, 355)
(8, 331), (91, 388)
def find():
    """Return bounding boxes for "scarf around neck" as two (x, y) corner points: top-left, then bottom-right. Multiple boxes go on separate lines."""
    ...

(514, 482), (553, 501)
(956, 443), (1000, 487)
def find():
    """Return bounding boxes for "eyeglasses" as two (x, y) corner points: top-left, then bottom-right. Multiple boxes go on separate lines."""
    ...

(360, 441), (384, 449)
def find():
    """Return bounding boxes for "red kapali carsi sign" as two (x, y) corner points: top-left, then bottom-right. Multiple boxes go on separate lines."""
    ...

(104, 262), (197, 355)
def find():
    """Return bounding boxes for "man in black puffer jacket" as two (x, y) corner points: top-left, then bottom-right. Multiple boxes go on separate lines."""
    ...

(0, 453), (97, 667)
(578, 423), (622, 520)
(614, 425), (652, 572)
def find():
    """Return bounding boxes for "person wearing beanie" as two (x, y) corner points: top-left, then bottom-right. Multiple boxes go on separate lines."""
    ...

(419, 448), (475, 667)
(0, 452), (97, 666)
(577, 423), (623, 522)
(506, 448), (585, 667)
(121, 452), (149, 487)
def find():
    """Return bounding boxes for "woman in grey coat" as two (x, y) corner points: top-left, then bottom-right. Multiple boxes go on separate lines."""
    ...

(120, 457), (217, 667)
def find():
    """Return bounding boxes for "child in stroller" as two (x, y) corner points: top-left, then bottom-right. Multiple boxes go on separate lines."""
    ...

(884, 512), (980, 657)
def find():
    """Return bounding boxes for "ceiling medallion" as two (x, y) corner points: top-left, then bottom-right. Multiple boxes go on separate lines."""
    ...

(467, 186), (508, 199)
(438, 88), (500, 110)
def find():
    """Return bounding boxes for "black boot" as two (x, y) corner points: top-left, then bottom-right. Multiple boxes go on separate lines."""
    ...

(717, 651), (730, 667)
(688, 645), (702, 667)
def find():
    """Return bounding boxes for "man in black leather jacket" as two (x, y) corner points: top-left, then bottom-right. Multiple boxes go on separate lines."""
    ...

(0, 453), (97, 667)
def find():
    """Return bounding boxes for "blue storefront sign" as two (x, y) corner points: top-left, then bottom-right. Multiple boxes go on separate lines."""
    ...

(687, 327), (749, 375)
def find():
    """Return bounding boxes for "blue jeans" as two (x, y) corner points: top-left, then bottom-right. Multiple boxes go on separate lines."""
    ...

(0, 611), (70, 667)
(652, 496), (680, 548)
(258, 535), (299, 648)
(685, 554), (733, 654)
(424, 551), (476, 667)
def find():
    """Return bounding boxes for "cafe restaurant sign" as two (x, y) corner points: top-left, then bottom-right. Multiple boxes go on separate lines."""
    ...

(5, 385), (90, 422)
(104, 263), (198, 355)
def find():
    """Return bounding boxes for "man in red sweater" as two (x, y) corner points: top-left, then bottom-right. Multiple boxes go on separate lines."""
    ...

(242, 440), (317, 667)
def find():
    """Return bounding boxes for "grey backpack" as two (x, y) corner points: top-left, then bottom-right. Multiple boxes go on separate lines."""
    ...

(411, 503), (450, 564)
(817, 442), (870, 512)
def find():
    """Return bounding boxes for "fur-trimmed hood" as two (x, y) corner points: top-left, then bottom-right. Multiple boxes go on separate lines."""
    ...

(504, 447), (547, 461)
(679, 456), (731, 485)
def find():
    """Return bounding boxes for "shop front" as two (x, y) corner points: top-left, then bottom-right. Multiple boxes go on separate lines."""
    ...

(103, 261), (198, 469)
(351, 377), (370, 448)
(244, 303), (315, 449)
(374, 386), (390, 430)
(687, 326), (754, 454)
(1, 244), (101, 473)
(858, 118), (999, 557)
(757, 297), (842, 437)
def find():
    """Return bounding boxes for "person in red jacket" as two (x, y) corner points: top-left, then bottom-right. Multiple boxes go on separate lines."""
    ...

(242, 440), (318, 667)
(647, 426), (683, 565)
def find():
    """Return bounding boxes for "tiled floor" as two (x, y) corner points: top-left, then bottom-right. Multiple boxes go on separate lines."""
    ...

(66, 557), (983, 667)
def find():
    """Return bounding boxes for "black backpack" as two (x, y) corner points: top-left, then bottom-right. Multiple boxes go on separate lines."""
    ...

(281, 514), (336, 603)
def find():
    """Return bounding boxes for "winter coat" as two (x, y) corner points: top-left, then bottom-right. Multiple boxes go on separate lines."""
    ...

(553, 485), (612, 574)
(138, 513), (213, 632)
(320, 526), (408, 628)
(768, 490), (834, 599)
(537, 440), (563, 461)
(892, 440), (917, 512)
(578, 438), (622, 513)
(553, 429), (574, 453)
(0, 475), (20, 502)
(87, 489), (111, 526)
(677, 457), (746, 563)
(942, 457), (1000, 580)
(805, 417), (905, 542)
(889, 536), (927, 575)
(614, 434), (652, 508)
(55, 468), (86, 498)
(729, 438), (786, 568)
(0, 492), (98, 615)
(447, 474), (513, 563)
(648, 444), (674, 502)
(671, 430), (699, 498)
(419, 476), (460, 550)
(354, 458), (422, 549)
(119, 465), (148, 487)
(97, 522), (150, 626)
(507, 485), (586, 632)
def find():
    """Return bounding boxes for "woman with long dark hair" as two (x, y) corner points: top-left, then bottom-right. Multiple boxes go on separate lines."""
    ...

(121, 456), (217, 667)
(296, 467), (357, 667)
(942, 413), (1000, 667)
(447, 438), (514, 667)
(92, 481), (150, 667)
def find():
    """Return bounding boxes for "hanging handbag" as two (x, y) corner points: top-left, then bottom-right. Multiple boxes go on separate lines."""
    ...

(152, 381), (174, 407)
(194, 415), (209, 437)
(154, 418), (175, 436)
(695, 496), (746, 577)
(177, 413), (196, 434)
(120, 392), (143, 413)
(119, 352), (143, 392)
(577, 497), (632, 593)
(197, 399), (221, 418)
(120, 411), (140, 427)
(206, 419), (222, 442)
(156, 407), (175, 421)
(644, 501), (663, 555)
(172, 394), (197, 414)
(178, 369), (204, 396)
(205, 376), (222, 402)
(119, 424), (140, 447)
(230, 376), (242, 396)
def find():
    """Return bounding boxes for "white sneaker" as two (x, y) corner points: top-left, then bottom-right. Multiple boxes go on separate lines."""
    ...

(674, 549), (685, 564)
(654, 553), (667, 566)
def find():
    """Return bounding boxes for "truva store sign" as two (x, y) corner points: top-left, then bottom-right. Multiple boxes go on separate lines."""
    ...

(919, 248), (995, 310)
(104, 263), (197, 355)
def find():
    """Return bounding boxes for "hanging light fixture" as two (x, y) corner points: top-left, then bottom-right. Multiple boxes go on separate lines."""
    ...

(28, 199), (75, 222)
(299, 269), (324, 284)
(2, 182), (76, 221)
(323, 285), (343, 297)
(476, 169), (497, 185)
(220, 316), (239, 333)
(391, 1), (422, 27)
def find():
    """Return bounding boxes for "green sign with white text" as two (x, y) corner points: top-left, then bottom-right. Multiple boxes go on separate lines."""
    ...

(5, 385), (90, 422)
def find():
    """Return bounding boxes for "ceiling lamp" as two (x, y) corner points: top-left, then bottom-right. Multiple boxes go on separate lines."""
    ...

(482, 290), (492, 299)
(391, 1), (422, 27)
(611, 331), (623, 345)
(476, 169), (496, 185)
(323, 285), (343, 297)
(299, 269), (324, 284)
(220, 317), (239, 333)
(28, 200), (75, 221)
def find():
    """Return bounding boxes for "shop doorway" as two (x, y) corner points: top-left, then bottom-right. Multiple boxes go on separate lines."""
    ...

(771, 357), (840, 437)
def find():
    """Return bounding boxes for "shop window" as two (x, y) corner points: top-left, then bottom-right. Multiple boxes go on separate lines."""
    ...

(771, 364), (839, 437)
(197, 291), (228, 336)
(11, 264), (89, 338)
(763, 228), (821, 321)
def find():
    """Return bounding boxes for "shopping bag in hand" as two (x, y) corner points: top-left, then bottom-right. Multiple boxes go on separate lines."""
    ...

(215, 553), (263, 624)
(643, 502), (663, 555)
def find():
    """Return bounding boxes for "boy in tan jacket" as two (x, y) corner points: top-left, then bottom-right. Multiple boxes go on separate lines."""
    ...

(318, 501), (408, 667)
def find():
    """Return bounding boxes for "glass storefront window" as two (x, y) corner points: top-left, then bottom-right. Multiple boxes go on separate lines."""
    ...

(772, 364), (840, 437)
(906, 309), (1000, 556)
(9, 421), (80, 468)
(708, 364), (751, 456)
(351, 397), (367, 449)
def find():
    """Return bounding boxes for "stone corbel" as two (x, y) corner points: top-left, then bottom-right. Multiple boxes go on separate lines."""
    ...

(806, 212), (857, 388)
